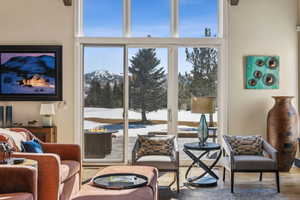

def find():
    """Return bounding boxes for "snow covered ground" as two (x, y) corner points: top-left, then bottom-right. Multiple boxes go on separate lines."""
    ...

(84, 107), (218, 137)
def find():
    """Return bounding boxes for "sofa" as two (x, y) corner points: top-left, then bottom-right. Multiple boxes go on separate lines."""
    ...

(5, 128), (81, 200)
(0, 165), (37, 200)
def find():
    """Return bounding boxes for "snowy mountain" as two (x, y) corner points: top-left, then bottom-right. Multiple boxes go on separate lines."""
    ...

(85, 70), (123, 85)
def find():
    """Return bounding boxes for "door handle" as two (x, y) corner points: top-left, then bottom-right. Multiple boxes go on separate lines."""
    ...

(168, 109), (172, 122)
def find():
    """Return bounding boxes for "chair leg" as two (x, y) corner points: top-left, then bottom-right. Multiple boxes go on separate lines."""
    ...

(259, 172), (262, 181)
(231, 171), (234, 193)
(223, 167), (226, 182)
(176, 170), (180, 193)
(276, 171), (280, 193)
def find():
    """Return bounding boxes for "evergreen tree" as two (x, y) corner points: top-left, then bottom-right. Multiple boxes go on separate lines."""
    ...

(85, 79), (102, 107)
(185, 47), (218, 97)
(129, 48), (166, 122)
(178, 72), (192, 110)
(102, 82), (113, 108)
(112, 80), (123, 108)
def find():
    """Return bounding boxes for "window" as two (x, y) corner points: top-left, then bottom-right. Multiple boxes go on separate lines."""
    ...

(179, 0), (219, 37)
(76, 0), (226, 164)
(83, 46), (124, 162)
(83, 0), (123, 37)
(131, 0), (170, 37)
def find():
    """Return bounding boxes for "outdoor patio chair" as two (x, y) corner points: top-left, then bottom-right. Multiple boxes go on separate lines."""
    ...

(222, 135), (280, 193)
(132, 135), (180, 193)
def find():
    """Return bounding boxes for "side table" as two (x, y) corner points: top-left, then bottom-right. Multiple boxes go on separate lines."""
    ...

(24, 126), (57, 143)
(183, 142), (222, 187)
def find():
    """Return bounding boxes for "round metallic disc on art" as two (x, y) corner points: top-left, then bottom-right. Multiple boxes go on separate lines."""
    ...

(256, 59), (265, 67)
(263, 74), (276, 86)
(248, 79), (257, 86)
(267, 57), (278, 69)
(253, 70), (262, 79)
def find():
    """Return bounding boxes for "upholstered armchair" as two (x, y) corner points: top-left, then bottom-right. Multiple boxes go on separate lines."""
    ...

(222, 135), (279, 193)
(10, 128), (81, 200)
(132, 136), (180, 193)
(0, 165), (37, 200)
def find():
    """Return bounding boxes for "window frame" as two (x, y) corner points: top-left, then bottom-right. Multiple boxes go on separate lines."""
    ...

(74, 0), (229, 165)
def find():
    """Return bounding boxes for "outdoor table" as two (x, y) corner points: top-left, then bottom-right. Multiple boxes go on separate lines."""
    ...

(84, 130), (118, 158)
(183, 142), (222, 187)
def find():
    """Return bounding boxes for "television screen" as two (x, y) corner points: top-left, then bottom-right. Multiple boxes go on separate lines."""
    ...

(0, 46), (62, 101)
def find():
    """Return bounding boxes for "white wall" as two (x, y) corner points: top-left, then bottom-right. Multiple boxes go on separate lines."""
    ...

(228, 0), (299, 137)
(0, 0), (74, 143)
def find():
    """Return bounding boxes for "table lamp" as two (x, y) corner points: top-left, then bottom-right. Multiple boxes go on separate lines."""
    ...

(40, 104), (55, 127)
(191, 97), (215, 145)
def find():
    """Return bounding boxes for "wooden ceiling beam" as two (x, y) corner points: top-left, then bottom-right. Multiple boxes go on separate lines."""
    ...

(63, 0), (72, 6)
(230, 0), (239, 6)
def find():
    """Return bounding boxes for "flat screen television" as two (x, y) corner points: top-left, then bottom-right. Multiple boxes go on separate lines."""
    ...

(0, 45), (62, 101)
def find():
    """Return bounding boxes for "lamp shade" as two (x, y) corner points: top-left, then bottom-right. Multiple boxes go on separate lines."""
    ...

(191, 97), (215, 114)
(40, 104), (55, 115)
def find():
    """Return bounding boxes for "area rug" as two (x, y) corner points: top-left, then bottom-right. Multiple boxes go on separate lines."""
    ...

(159, 187), (287, 200)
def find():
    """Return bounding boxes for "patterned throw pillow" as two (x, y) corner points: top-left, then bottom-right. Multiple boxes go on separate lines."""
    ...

(137, 135), (175, 158)
(225, 135), (263, 156)
(0, 128), (29, 152)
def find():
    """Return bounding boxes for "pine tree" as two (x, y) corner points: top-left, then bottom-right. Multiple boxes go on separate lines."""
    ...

(112, 80), (123, 108)
(85, 79), (102, 107)
(185, 47), (218, 97)
(102, 82), (113, 108)
(129, 48), (166, 122)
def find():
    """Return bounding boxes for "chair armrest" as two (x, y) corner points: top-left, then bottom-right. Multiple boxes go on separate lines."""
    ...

(132, 140), (140, 163)
(262, 140), (278, 162)
(12, 152), (60, 200)
(42, 143), (81, 163)
(171, 138), (179, 166)
(0, 166), (37, 200)
(222, 136), (235, 168)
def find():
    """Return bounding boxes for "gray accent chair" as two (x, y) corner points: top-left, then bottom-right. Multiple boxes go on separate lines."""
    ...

(132, 136), (180, 193)
(222, 135), (280, 193)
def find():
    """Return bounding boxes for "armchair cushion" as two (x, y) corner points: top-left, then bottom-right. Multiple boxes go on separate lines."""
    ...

(224, 135), (263, 156)
(233, 155), (277, 171)
(137, 135), (175, 158)
(61, 160), (81, 183)
(135, 155), (177, 170)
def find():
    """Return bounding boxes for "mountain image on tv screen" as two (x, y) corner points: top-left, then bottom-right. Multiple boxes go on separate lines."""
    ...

(0, 53), (56, 94)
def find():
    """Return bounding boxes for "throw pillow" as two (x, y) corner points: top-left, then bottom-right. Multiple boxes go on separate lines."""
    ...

(21, 139), (44, 153)
(0, 128), (28, 151)
(137, 135), (175, 158)
(225, 135), (263, 156)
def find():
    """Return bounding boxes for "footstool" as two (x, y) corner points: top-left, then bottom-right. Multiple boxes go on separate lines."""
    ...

(72, 166), (158, 200)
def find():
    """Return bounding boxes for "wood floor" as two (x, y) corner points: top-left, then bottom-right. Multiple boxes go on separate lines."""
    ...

(83, 166), (300, 200)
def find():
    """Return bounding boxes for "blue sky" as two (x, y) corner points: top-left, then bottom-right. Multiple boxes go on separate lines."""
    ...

(83, 0), (218, 74)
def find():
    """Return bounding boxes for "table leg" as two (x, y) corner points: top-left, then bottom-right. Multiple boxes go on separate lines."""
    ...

(184, 148), (222, 187)
(184, 150), (208, 179)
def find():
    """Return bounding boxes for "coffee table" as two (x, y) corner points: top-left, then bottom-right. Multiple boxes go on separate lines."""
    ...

(8, 158), (38, 168)
(93, 173), (148, 190)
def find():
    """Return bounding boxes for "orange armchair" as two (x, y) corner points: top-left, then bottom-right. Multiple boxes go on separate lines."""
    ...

(11, 128), (81, 200)
(0, 165), (37, 200)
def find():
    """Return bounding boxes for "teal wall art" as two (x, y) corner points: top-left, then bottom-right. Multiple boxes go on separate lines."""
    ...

(245, 56), (279, 89)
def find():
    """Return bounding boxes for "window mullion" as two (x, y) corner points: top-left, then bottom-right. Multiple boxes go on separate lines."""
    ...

(171, 0), (179, 37)
(124, 0), (131, 37)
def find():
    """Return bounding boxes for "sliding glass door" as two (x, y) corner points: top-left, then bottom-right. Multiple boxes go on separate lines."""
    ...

(83, 46), (125, 162)
(127, 48), (169, 161)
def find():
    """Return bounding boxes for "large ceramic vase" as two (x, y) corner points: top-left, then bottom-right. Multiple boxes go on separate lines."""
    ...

(267, 96), (298, 172)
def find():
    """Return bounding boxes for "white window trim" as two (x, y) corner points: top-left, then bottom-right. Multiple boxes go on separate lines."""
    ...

(74, 0), (229, 164)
